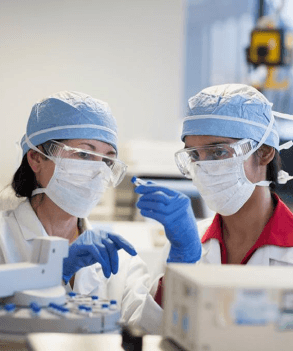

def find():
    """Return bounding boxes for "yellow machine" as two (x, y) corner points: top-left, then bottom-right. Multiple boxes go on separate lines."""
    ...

(246, 16), (293, 90)
(247, 28), (284, 66)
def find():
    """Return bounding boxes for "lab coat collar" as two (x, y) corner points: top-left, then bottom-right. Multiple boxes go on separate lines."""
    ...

(200, 238), (222, 264)
(14, 199), (90, 241)
(198, 217), (217, 263)
(268, 246), (293, 265)
(14, 199), (47, 241)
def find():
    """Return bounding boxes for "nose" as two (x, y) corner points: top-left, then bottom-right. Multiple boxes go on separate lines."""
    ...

(196, 150), (209, 162)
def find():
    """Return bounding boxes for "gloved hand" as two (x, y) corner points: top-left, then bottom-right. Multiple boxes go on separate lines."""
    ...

(135, 184), (202, 263)
(63, 230), (137, 284)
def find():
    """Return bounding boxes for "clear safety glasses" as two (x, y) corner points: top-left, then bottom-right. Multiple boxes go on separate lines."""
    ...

(175, 138), (257, 178)
(43, 140), (128, 187)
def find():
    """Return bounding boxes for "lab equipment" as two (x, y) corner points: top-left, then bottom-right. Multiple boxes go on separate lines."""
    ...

(0, 294), (120, 338)
(134, 183), (201, 263)
(245, 7), (293, 69)
(0, 236), (68, 305)
(27, 332), (165, 351)
(0, 236), (120, 342)
(162, 264), (293, 351)
(246, 28), (286, 67)
(21, 91), (119, 156)
(63, 230), (137, 283)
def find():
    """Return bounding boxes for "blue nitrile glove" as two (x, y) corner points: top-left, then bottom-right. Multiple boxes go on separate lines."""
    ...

(63, 230), (137, 284)
(135, 184), (202, 263)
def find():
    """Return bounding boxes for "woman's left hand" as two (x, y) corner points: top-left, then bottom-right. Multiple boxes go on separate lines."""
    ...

(62, 230), (137, 284)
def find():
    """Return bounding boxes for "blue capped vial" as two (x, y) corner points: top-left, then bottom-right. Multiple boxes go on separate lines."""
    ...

(68, 292), (77, 298)
(30, 302), (41, 315)
(131, 176), (147, 186)
(109, 300), (117, 310)
(59, 306), (70, 314)
(48, 303), (69, 316)
(4, 303), (16, 313)
(78, 305), (92, 313)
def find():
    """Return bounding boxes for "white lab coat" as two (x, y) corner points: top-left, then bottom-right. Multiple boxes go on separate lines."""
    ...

(0, 199), (163, 334)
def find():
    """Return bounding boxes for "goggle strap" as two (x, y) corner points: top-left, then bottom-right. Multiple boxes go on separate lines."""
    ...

(244, 112), (275, 160)
(25, 136), (54, 161)
(273, 110), (293, 120)
(278, 170), (293, 184)
(279, 140), (293, 151)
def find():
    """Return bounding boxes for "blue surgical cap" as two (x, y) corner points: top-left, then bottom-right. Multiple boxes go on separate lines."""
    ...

(182, 84), (280, 150)
(21, 91), (118, 156)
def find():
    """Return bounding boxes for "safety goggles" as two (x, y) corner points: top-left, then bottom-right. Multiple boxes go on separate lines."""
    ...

(175, 138), (257, 178)
(43, 140), (127, 187)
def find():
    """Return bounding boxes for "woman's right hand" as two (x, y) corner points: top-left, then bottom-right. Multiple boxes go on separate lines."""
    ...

(135, 183), (202, 263)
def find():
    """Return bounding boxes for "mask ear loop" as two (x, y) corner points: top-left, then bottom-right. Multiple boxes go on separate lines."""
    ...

(276, 141), (293, 184)
(24, 136), (57, 197)
(241, 111), (276, 187)
(272, 111), (293, 185)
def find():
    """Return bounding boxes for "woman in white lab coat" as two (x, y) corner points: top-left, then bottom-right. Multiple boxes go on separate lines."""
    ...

(0, 91), (163, 333)
(135, 84), (293, 289)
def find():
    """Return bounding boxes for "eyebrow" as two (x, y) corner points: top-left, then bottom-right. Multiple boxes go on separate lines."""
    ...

(79, 143), (117, 156)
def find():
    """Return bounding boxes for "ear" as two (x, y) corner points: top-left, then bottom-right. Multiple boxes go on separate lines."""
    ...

(256, 145), (275, 166)
(27, 150), (44, 173)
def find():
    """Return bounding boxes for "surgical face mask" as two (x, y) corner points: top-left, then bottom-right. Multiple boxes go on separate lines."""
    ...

(189, 153), (268, 216)
(27, 139), (113, 218)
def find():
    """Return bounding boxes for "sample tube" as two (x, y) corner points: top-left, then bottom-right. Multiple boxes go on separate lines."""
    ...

(131, 176), (147, 186)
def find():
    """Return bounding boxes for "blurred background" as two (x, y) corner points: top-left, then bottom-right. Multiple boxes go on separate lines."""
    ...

(1, 0), (293, 272)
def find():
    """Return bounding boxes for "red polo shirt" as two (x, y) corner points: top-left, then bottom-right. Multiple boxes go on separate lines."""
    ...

(154, 194), (293, 307)
(201, 194), (293, 264)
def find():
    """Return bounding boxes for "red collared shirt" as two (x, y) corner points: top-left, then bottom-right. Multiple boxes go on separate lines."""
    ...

(201, 194), (293, 264)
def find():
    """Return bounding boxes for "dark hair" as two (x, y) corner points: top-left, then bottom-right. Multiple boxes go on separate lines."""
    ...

(11, 140), (64, 198)
(267, 150), (282, 190)
(12, 155), (38, 198)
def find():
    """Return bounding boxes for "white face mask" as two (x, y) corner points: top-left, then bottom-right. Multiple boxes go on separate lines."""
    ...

(189, 154), (269, 216)
(32, 157), (112, 218)
(27, 139), (112, 218)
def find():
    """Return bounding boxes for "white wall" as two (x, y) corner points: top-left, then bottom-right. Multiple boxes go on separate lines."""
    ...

(0, 0), (185, 188)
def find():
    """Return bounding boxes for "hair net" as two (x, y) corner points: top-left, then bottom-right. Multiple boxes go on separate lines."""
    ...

(182, 84), (280, 150)
(21, 91), (118, 156)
